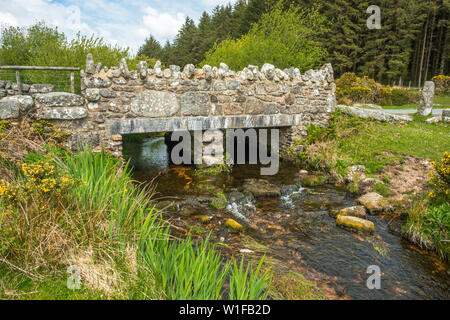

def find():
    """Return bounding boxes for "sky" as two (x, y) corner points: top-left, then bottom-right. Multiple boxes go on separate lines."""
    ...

(0, 0), (237, 54)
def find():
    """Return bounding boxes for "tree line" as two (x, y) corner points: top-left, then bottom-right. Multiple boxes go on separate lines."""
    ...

(138, 0), (449, 87)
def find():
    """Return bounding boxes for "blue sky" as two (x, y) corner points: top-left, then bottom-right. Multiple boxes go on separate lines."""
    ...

(0, 0), (236, 53)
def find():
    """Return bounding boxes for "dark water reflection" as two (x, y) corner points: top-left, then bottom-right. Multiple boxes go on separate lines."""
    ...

(124, 137), (449, 300)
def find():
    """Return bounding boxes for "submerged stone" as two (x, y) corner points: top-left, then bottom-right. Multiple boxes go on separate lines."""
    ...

(242, 179), (281, 198)
(225, 219), (243, 232)
(198, 215), (212, 224)
(301, 174), (328, 187)
(330, 205), (366, 218)
(336, 215), (375, 233)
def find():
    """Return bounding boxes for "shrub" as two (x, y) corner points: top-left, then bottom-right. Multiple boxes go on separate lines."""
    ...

(421, 203), (449, 260)
(335, 73), (375, 104)
(428, 152), (450, 203)
(0, 22), (130, 93)
(335, 72), (417, 105)
(202, 1), (327, 71)
(432, 75), (450, 94)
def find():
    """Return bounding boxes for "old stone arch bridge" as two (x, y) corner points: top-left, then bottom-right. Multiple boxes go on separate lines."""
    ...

(1, 54), (337, 161)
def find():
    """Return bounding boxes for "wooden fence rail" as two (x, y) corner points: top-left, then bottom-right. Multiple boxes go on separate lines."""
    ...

(0, 66), (81, 94)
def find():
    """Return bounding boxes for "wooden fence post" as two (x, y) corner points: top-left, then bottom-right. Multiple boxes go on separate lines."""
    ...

(70, 71), (75, 93)
(15, 70), (22, 95)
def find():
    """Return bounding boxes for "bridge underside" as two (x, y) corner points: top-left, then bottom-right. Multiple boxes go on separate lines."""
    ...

(107, 114), (300, 135)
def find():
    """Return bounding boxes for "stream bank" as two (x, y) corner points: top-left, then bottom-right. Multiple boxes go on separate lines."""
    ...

(124, 135), (450, 300)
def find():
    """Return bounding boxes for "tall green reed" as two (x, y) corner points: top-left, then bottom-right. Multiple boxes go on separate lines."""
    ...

(55, 148), (272, 300)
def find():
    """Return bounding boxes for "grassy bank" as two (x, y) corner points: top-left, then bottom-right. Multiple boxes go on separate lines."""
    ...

(0, 121), (272, 300)
(291, 111), (450, 175)
(381, 93), (450, 110)
(292, 111), (449, 260)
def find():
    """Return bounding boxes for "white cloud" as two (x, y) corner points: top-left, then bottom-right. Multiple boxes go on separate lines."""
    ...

(141, 7), (185, 41)
(200, 0), (236, 6)
(0, 12), (19, 26)
(0, 0), (234, 53)
(0, 0), (94, 37)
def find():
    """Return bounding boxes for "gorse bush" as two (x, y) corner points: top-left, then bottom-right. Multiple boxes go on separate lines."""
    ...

(335, 72), (418, 106)
(202, 1), (327, 71)
(432, 75), (450, 94)
(428, 152), (450, 203)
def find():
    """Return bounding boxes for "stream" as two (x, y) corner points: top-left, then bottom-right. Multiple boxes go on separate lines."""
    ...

(124, 135), (449, 300)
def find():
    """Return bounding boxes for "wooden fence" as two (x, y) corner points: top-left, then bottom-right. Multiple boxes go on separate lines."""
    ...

(0, 66), (81, 94)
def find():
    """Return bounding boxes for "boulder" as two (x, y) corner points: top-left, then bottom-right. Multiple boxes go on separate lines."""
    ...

(29, 84), (54, 94)
(181, 92), (210, 116)
(242, 179), (281, 198)
(83, 77), (112, 88)
(0, 99), (20, 119)
(1, 95), (34, 115)
(35, 92), (84, 107)
(336, 215), (375, 233)
(442, 109), (450, 123)
(417, 81), (435, 116)
(347, 165), (366, 182)
(261, 63), (275, 80)
(358, 178), (377, 193)
(330, 206), (367, 218)
(37, 107), (88, 120)
(85, 88), (100, 102)
(183, 64), (195, 79)
(131, 91), (180, 117)
(227, 80), (241, 90)
(425, 116), (441, 124)
(336, 105), (412, 122)
(357, 192), (388, 214)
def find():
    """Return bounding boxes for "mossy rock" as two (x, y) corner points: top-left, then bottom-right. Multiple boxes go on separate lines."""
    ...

(357, 192), (390, 214)
(301, 175), (328, 187)
(225, 219), (243, 232)
(211, 192), (227, 210)
(330, 205), (367, 218)
(198, 215), (212, 224)
(336, 215), (375, 233)
(242, 179), (281, 198)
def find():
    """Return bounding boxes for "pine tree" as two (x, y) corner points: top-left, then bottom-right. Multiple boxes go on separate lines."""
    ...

(137, 35), (162, 59)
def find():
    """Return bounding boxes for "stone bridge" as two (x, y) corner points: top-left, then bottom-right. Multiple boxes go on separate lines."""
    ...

(0, 54), (337, 160)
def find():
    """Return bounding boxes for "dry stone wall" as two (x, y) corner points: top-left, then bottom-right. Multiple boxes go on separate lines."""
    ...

(0, 80), (54, 98)
(0, 54), (337, 158)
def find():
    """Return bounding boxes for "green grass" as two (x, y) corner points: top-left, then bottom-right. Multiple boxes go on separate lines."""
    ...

(404, 199), (449, 261)
(381, 93), (450, 109)
(329, 112), (450, 174)
(269, 271), (326, 300)
(1, 146), (272, 300)
(0, 265), (104, 300)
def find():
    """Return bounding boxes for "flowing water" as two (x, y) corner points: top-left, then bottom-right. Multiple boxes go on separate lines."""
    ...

(124, 135), (449, 300)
